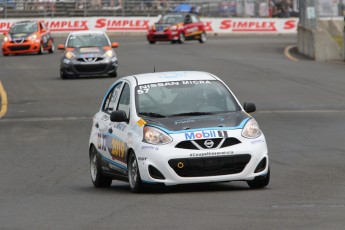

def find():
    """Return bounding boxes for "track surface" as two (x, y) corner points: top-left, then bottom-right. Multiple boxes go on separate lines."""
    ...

(1, 36), (345, 229)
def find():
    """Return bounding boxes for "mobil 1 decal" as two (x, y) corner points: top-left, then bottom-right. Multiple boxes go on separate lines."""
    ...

(97, 133), (126, 162)
(137, 80), (212, 94)
(185, 130), (228, 140)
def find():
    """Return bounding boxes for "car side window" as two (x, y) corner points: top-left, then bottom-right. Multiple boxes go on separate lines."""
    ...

(191, 15), (199, 23)
(117, 83), (131, 118)
(40, 22), (46, 31)
(102, 83), (123, 113)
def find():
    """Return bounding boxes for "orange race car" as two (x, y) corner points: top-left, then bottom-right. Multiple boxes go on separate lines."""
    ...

(2, 20), (54, 56)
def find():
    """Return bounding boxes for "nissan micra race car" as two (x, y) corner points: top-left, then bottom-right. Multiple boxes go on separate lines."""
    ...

(147, 13), (206, 44)
(58, 31), (119, 79)
(89, 71), (269, 192)
(2, 20), (54, 56)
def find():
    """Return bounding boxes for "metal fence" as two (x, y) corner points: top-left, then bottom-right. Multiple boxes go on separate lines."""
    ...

(0, 0), (276, 18)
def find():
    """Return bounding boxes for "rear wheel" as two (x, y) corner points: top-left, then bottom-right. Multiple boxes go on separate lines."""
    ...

(90, 146), (112, 188)
(178, 33), (185, 44)
(247, 168), (270, 189)
(149, 41), (156, 44)
(60, 69), (69, 79)
(199, 32), (207, 43)
(128, 151), (143, 193)
(3, 53), (9, 56)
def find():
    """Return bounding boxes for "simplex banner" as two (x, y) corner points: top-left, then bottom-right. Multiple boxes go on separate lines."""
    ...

(0, 17), (299, 34)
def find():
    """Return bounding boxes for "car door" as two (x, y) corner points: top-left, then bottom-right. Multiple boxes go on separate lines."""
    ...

(183, 14), (200, 39)
(95, 81), (125, 173)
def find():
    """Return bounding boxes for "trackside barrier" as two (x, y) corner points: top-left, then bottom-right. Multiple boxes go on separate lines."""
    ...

(0, 17), (299, 35)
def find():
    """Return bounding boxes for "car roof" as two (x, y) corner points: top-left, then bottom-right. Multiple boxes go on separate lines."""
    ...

(129, 71), (219, 85)
(68, 30), (106, 36)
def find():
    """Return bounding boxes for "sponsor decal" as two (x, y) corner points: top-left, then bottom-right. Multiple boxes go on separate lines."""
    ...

(44, 20), (89, 31)
(137, 80), (211, 94)
(190, 151), (234, 157)
(114, 122), (126, 131)
(136, 118), (146, 127)
(109, 138), (125, 160)
(95, 18), (150, 31)
(220, 19), (277, 32)
(141, 145), (159, 151)
(185, 26), (198, 34)
(80, 47), (100, 53)
(185, 130), (228, 140)
(138, 157), (148, 161)
(97, 133), (107, 151)
(251, 139), (265, 144)
(175, 120), (195, 125)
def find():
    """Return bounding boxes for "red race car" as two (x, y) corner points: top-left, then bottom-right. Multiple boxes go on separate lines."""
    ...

(147, 13), (206, 44)
(2, 20), (54, 56)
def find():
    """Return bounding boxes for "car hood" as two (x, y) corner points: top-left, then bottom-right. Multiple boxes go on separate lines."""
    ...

(143, 111), (251, 132)
(70, 47), (108, 57)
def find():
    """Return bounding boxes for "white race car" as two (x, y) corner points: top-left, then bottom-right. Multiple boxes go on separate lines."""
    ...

(89, 71), (269, 192)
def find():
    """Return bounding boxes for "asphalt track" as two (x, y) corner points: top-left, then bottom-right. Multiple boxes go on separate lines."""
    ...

(0, 35), (345, 230)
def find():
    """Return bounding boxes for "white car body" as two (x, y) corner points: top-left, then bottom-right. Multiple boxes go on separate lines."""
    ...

(89, 71), (269, 192)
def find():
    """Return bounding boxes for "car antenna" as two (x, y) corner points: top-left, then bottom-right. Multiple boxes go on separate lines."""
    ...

(153, 66), (156, 73)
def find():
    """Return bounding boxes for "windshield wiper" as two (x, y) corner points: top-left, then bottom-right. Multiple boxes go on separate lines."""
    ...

(139, 112), (166, 118)
(169, 112), (214, 117)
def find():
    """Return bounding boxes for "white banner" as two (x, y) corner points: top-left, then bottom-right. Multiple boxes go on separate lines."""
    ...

(0, 17), (299, 34)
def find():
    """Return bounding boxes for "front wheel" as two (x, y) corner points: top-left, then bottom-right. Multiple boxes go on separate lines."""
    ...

(128, 151), (143, 193)
(247, 168), (270, 189)
(48, 41), (55, 53)
(149, 41), (156, 44)
(199, 32), (207, 43)
(90, 146), (112, 188)
(38, 43), (44, 55)
(178, 33), (185, 44)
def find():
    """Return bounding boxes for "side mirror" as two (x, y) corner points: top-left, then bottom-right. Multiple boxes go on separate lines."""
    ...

(243, 102), (256, 113)
(110, 110), (128, 123)
(58, 44), (65, 50)
(111, 42), (119, 48)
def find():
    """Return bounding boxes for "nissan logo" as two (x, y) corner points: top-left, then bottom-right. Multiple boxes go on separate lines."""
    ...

(204, 139), (214, 148)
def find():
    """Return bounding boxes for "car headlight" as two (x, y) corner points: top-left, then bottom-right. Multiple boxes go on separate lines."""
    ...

(143, 126), (172, 145)
(28, 34), (37, 40)
(241, 118), (262, 139)
(65, 51), (75, 60)
(170, 25), (178, 30)
(4, 36), (10, 42)
(105, 50), (114, 58)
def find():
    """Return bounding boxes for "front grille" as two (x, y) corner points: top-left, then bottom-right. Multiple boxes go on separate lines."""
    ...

(74, 64), (108, 73)
(153, 34), (169, 39)
(175, 137), (241, 150)
(8, 45), (30, 51)
(169, 154), (251, 177)
(76, 57), (104, 62)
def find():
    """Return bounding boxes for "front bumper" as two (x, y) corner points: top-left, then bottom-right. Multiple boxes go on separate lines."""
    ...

(2, 40), (41, 55)
(147, 30), (180, 42)
(135, 132), (269, 186)
(60, 57), (118, 77)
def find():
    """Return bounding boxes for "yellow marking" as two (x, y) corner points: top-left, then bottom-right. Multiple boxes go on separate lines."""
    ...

(0, 81), (8, 118)
(136, 118), (147, 127)
(284, 45), (299, 62)
(177, 162), (184, 169)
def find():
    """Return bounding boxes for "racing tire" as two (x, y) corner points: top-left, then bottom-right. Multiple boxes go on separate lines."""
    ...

(48, 41), (55, 53)
(171, 40), (177, 44)
(247, 168), (270, 189)
(3, 53), (9, 56)
(38, 43), (44, 55)
(128, 151), (144, 193)
(178, 33), (185, 44)
(90, 146), (112, 188)
(60, 70), (69, 80)
(108, 71), (117, 78)
(149, 41), (156, 44)
(199, 32), (207, 43)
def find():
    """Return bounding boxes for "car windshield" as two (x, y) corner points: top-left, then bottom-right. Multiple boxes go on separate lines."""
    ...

(66, 33), (109, 48)
(9, 21), (38, 34)
(136, 80), (239, 117)
(158, 15), (184, 24)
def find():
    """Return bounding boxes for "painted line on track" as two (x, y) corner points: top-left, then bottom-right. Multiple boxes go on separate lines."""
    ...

(0, 81), (8, 118)
(284, 45), (299, 62)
